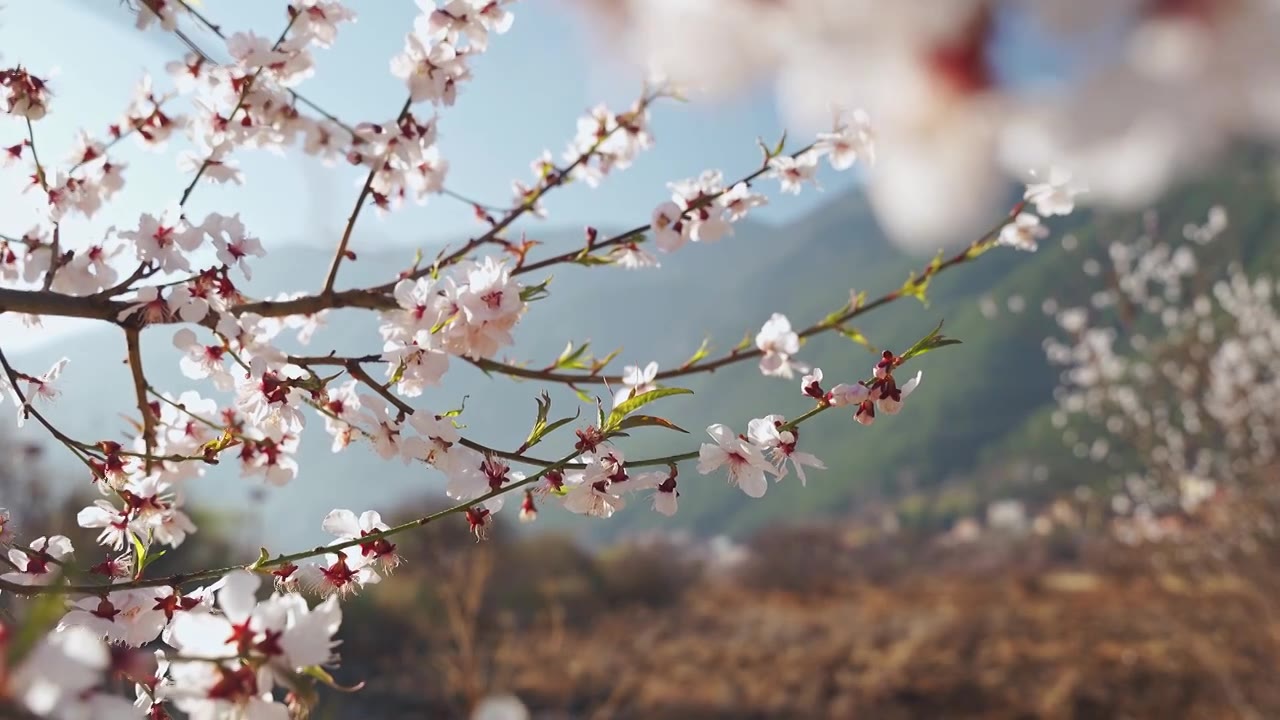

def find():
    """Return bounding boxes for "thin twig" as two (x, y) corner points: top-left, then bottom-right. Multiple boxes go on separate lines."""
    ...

(321, 97), (414, 294)
(124, 327), (157, 473)
(0, 348), (101, 473)
(177, 14), (299, 207)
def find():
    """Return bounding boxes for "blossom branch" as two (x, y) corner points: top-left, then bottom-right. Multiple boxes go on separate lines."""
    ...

(399, 90), (665, 284)
(0, 391), (847, 597)
(514, 144), (816, 277)
(321, 97), (414, 294)
(337, 357), (561, 466)
(471, 222), (1009, 385)
(124, 327), (157, 472)
(0, 347), (101, 473)
(176, 14), (299, 207)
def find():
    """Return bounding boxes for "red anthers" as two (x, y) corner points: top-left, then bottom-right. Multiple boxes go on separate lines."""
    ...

(21, 538), (54, 576)
(357, 530), (397, 563)
(802, 375), (825, 400)
(207, 664), (259, 703)
(319, 553), (358, 589)
(153, 592), (199, 621)
(519, 490), (537, 522)
(272, 562), (299, 583)
(480, 455), (510, 491)
(90, 554), (131, 578)
(0, 66), (50, 119)
(575, 425), (605, 454)
(465, 506), (491, 540)
(254, 629), (285, 658)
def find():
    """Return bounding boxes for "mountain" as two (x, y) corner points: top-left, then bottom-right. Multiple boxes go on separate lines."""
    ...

(10, 147), (1280, 550)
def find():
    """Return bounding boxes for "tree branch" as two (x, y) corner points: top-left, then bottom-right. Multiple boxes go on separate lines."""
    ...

(0, 393), (846, 597)
(124, 327), (157, 473)
(177, 14), (299, 207)
(322, 97), (414, 294)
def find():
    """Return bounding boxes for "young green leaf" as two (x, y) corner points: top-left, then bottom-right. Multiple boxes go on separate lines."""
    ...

(386, 359), (408, 387)
(302, 665), (366, 693)
(139, 549), (168, 573)
(249, 547), (272, 571)
(900, 252), (944, 307)
(553, 341), (591, 371)
(836, 326), (878, 354)
(519, 276), (553, 303)
(682, 337), (712, 368)
(900, 320), (963, 361)
(615, 414), (689, 433)
(820, 302), (853, 328)
(965, 237), (998, 260)
(605, 387), (694, 431)
(590, 347), (622, 374)
(430, 312), (459, 335)
(130, 530), (149, 578)
(771, 130), (788, 158)
(572, 253), (614, 267)
(441, 395), (469, 418)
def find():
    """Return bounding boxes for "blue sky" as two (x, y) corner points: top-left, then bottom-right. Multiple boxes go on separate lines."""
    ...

(1, 1), (1095, 351)
(1, 0), (873, 349)
(3, 0), (853, 242)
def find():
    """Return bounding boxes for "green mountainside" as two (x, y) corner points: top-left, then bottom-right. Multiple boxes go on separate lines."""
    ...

(11, 149), (1279, 547)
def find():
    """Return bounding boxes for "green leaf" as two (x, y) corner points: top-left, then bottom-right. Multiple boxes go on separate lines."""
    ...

(682, 337), (711, 368)
(615, 414), (689, 434)
(302, 665), (366, 693)
(139, 549), (168, 573)
(429, 312), (458, 335)
(441, 395), (469, 418)
(249, 547), (271, 571)
(520, 276), (553, 303)
(553, 341), (591, 371)
(590, 347), (622, 374)
(521, 392), (552, 450)
(605, 387), (693, 431)
(572, 253), (613, 267)
(900, 251), (943, 307)
(595, 396), (606, 429)
(820, 302), (853, 328)
(129, 530), (149, 577)
(387, 359), (408, 387)
(733, 331), (753, 352)
(771, 131), (788, 158)
(574, 387), (593, 404)
(900, 320), (963, 362)
(966, 237), (998, 260)
(836, 326), (878, 354)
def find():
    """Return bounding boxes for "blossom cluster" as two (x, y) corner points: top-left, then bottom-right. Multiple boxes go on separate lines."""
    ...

(649, 107), (872, 257)
(1, 550), (344, 720)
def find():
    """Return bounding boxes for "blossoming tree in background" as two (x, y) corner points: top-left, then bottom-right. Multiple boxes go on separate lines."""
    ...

(0, 1), (1081, 718)
(1045, 205), (1280, 544)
